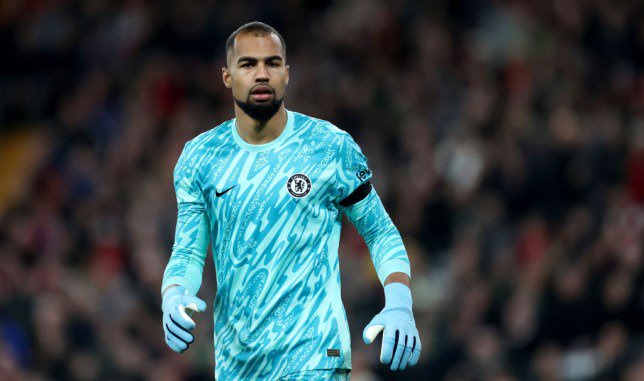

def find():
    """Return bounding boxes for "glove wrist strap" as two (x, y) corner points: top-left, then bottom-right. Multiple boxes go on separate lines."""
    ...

(162, 285), (186, 311)
(384, 282), (413, 311)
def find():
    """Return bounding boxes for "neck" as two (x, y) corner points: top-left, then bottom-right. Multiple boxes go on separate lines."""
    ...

(234, 104), (287, 145)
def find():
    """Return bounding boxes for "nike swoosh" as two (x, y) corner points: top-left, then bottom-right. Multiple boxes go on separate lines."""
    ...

(215, 185), (236, 197)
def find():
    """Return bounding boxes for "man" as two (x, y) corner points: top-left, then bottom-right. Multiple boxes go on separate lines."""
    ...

(161, 21), (421, 380)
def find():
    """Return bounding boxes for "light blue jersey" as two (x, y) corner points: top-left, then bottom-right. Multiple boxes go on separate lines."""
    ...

(162, 110), (410, 380)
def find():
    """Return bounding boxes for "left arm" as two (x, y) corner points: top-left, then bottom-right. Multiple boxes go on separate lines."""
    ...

(342, 185), (421, 371)
(335, 130), (421, 371)
(342, 184), (411, 285)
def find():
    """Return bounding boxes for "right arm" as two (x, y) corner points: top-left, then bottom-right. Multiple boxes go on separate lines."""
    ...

(161, 140), (211, 296)
(161, 141), (210, 353)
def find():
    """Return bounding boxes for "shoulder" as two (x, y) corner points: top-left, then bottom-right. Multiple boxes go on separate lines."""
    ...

(175, 119), (233, 175)
(185, 119), (234, 151)
(290, 110), (354, 146)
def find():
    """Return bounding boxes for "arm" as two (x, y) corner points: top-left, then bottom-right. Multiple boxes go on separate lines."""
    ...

(161, 141), (210, 353)
(161, 140), (211, 295)
(334, 129), (421, 371)
(343, 189), (421, 371)
(161, 201), (210, 295)
(342, 185), (411, 285)
(335, 130), (411, 286)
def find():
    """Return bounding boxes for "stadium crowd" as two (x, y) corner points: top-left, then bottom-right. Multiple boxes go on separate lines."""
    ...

(0, 0), (643, 380)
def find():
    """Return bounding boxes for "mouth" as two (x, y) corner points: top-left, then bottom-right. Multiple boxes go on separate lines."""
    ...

(250, 85), (274, 102)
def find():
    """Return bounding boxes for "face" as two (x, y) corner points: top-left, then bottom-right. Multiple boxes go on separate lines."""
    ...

(222, 33), (289, 121)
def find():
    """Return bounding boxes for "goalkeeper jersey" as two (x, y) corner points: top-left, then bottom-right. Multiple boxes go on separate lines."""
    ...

(162, 109), (409, 380)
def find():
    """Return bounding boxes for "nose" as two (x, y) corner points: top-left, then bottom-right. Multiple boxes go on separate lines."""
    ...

(255, 63), (269, 82)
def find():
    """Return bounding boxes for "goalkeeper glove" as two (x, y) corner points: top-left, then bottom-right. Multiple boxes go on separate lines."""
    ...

(363, 282), (421, 371)
(162, 286), (206, 353)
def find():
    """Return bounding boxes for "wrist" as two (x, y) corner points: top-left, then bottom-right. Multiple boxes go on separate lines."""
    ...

(162, 285), (185, 311)
(384, 282), (413, 310)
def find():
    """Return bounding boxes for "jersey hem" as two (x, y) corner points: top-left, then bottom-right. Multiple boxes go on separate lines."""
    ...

(279, 366), (352, 379)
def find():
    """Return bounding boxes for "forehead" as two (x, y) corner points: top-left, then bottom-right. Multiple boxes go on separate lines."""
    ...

(229, 33), (284, 61)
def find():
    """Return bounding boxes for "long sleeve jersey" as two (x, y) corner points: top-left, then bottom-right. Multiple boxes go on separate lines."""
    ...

(162, 109), (410, 380)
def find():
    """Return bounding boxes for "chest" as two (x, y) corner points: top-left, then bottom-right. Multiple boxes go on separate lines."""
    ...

(200, 143), (340, 226)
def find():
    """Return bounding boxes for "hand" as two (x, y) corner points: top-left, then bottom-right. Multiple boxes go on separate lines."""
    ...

(162, 286), (206, 353)
(363, 283), (421, 371)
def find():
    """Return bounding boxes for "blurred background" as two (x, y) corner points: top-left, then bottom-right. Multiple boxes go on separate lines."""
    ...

(1, 0), (643, 380)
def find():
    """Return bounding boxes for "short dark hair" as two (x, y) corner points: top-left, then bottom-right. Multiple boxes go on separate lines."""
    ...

(225, 22), (286, 64)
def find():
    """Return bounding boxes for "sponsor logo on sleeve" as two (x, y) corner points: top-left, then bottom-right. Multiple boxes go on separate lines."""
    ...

(355, 168), (372, 182)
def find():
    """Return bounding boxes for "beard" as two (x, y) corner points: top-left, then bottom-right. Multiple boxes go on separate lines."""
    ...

(234, 94), (283, 122)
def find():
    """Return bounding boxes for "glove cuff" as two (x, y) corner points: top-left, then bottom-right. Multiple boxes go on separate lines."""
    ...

(384, 282), (413, 310)
(161, 285), (186, 312)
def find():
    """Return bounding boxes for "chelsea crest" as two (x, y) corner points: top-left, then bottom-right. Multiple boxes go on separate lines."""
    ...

(287, 174), (312, 198)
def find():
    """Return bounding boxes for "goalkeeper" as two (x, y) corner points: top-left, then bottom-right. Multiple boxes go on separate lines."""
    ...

(161, 21), (421, 380)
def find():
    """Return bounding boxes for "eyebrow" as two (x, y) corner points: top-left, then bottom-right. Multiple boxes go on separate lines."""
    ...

(236, 55), (283, 64)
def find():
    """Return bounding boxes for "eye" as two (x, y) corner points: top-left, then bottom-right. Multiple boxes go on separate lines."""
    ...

(268, 61), (280, 67)
(240, 62), (252, 68)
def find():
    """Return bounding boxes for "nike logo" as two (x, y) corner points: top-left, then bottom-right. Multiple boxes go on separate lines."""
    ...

(215, 185), (236, 197)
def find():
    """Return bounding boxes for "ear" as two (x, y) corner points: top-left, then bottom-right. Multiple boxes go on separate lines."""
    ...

(222, 67), (232, 88)
(285, 65), (290, 86)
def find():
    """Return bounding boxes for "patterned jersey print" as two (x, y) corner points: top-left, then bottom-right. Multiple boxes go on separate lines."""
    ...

(162, 110), (409, 380)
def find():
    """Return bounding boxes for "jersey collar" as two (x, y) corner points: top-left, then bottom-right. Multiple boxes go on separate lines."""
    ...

(231, 109), (295, 152)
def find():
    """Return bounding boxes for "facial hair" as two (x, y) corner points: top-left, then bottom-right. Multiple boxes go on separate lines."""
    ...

(235, 94), (283, 122)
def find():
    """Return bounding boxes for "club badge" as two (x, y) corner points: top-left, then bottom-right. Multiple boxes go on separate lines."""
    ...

(287, 173), (312, 198)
